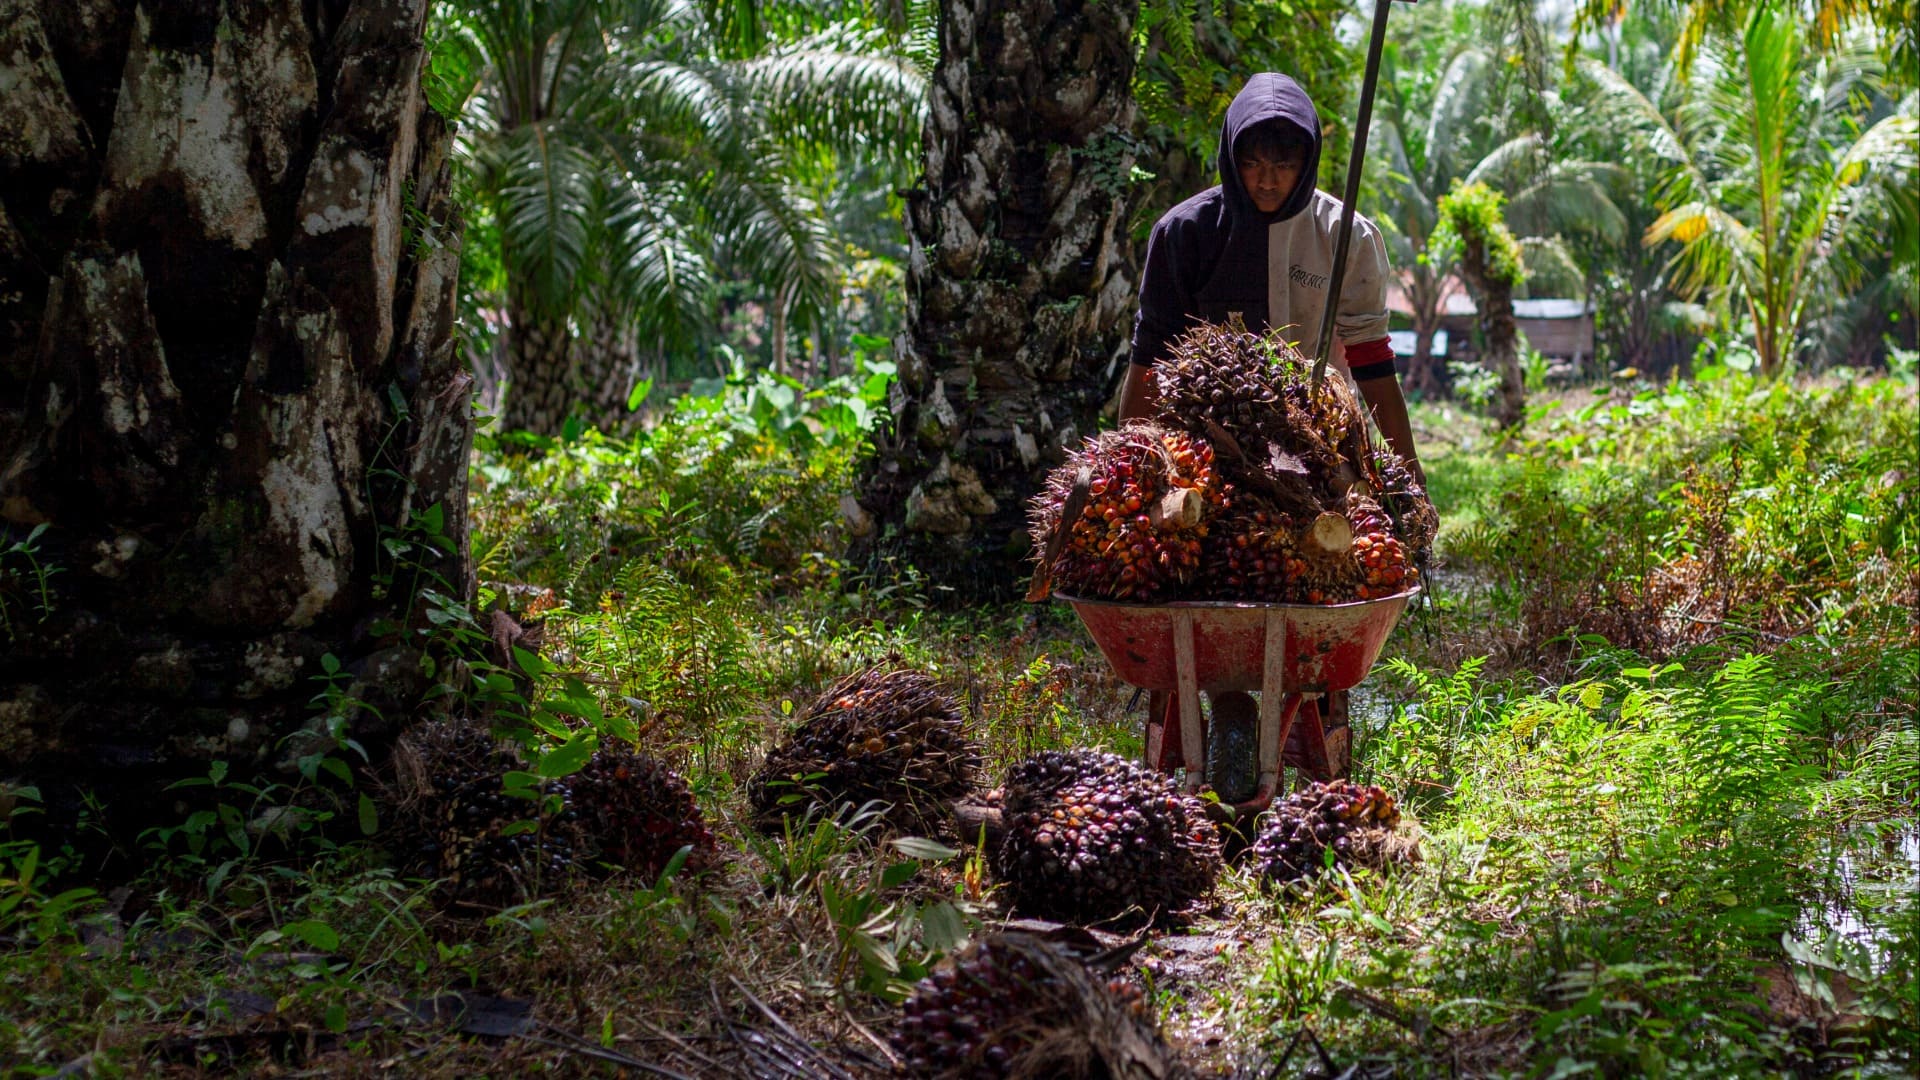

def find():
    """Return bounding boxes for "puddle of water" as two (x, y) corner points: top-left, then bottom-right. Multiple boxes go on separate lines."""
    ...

(1791, 821), (1919, 975)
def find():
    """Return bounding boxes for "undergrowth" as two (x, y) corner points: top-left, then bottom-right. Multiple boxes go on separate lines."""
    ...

(1433, 367), (1918, 670)
(2, 372), (1915, 1077)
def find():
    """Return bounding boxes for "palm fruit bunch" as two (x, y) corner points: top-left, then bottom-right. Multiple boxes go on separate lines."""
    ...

(1027, 423), (1223, 601)
(993, 749), (1221, 924)
(568, 742), (717, 878)
(1371, 447), (1439, 560)
(748, 667), (980, 835)
(382, 719), (582, 908)
(893, 933), (1189, 1080)
(1156, 321), (1433, 604)
(1247, 778), (1408, 885)
(1195, 498), (1311, 602)
(1153, 321), (1360, 481)
(1345, 496), (1416, 601)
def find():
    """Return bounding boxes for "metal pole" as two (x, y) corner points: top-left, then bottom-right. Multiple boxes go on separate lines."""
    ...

(1311, 0), (1399, 393)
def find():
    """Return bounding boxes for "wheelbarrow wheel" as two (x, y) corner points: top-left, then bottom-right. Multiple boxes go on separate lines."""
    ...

(1146, 689), (1351, 787)
(1205, 691), (1259, 804)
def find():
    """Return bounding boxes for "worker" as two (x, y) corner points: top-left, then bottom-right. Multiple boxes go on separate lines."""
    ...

(1120, 72), (1425, 783)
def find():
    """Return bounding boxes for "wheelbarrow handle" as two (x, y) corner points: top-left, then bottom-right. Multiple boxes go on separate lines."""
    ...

(1310, 0), (1411, 394)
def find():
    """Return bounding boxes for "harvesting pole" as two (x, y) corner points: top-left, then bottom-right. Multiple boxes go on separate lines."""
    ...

(1311, 0), (1413, 394)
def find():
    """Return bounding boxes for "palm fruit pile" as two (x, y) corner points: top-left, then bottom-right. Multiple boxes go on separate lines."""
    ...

(1028, 323), (1433, 605)
(383, 721), (719, 907)
(569, 742), (717, 878)
(747, 667), (980, 834)
(993, 749), (1222, 924)
(1027, 425), (1223, 601)
(1246, 778), (1411, 885)
(893, 933), (1190, 1080)
(383, 719), (580, 907)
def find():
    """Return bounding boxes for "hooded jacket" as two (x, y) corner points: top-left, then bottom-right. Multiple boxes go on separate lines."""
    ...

(1130, 73), (1395, 375)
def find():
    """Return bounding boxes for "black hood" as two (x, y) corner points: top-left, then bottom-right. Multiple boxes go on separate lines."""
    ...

(1218, 72), (1322, 225)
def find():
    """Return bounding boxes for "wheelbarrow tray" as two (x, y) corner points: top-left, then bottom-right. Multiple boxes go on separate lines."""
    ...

(1055, 589), (1419, 811)
(1056, 590), (1417, 695)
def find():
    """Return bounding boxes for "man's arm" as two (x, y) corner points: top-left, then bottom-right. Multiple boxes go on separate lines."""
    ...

(1353, 367), (1425, 487)
(1333, 221), (1425, 486)
(1118, 363), (1156, 423)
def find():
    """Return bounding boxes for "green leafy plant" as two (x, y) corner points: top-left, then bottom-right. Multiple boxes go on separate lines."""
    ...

(819, 835), (969, 1001)
(0, 523), (62, 643)
(1582, 8), (1918, 376)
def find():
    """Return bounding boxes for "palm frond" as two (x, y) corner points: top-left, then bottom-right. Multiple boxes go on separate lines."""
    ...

(494, 126), (599, 314)
(735, 26), (928, 163)
(602, 176), (719, 349)
(1463, 133), (1547, 190)
(1424, 47), (1493, 187)
(1573, 58), (1690, 167)
(1517, 236), (1587, 298)
(1648, 201), (1757, 301)
(1507, 172), (1629, 246)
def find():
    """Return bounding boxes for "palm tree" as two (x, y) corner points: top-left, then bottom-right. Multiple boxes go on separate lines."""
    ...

(1, 2), (466, 830)
(1367, 39), (1625, 394)
(852, 0), (1144, 598)
(1436, 182), (1530, 428)
(1585, 5), (1917, 377)
(433, 0), (925, 434)
(1571, 0), (1917, 89)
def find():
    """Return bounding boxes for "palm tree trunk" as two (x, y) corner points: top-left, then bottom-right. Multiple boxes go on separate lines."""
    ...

(770, 287), (789, 377)
(1457, 236), (1526, 428)
(579, 315), (640, 435)
(503, 289), (574, 435)
(0, 0), (467, 841)
(853, 0), (1143, 598)
(1409, 320), (1442, 396)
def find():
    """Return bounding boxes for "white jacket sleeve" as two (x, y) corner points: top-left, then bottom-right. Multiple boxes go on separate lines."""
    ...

(1334, 217), (1392, 345)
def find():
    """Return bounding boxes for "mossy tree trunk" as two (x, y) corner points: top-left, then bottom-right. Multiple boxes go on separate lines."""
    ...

(0, 0), (468, 836)
(852, 0), (1143, 599)
(1454, 233), (1527, 428)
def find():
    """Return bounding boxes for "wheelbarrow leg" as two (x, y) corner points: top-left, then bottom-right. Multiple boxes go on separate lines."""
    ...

(1144, 689), (1173, 773)
(1235, 609), (1297, 814)
(1173, 609), (1204, 792)
(1284, 696), (1340, 784)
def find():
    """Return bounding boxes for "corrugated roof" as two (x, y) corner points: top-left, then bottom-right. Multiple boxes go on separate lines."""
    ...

(1389, 329), (1449, 358)
(1513, 298), (1591, 319)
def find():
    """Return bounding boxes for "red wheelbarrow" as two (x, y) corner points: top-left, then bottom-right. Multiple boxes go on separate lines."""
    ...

(1057, 590), (1418, 816)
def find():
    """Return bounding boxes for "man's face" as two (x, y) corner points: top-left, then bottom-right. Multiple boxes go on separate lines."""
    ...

(1238, 151), (1305, 214)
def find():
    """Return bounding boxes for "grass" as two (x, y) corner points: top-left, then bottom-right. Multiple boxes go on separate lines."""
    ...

(2, 369), (1915, 1077)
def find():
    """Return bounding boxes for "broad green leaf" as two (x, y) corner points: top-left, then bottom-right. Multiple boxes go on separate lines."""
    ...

(890, 837), (960, 861)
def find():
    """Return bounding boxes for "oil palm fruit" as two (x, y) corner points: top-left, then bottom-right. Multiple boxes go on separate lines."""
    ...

(569, 743), (716, 878)
(1029, 423), (1222, 601)
(1248, 779), (1406, 885)
(994, 750), (1221, 924)
(1197, 499), (1299, 602)
(1344, 495), (1416, 601)
(1031, 321), (1433, 607)
(383, 719), (583, 907)
(748, 668), (980, 834)
(1152, 321), (1363, 481)
(893, 932), (1189, 1080)
(1371, 447), (1439, 560)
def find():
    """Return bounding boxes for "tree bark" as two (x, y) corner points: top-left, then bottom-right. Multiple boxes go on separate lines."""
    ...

(1455, 235), (1526, 429)
(1403, 264), (1447, 397)
(0, 0), (468, 839)
(501, 286), (575, 435)
(853, 0), (1143, 599)
(580, 314), (642, 435)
